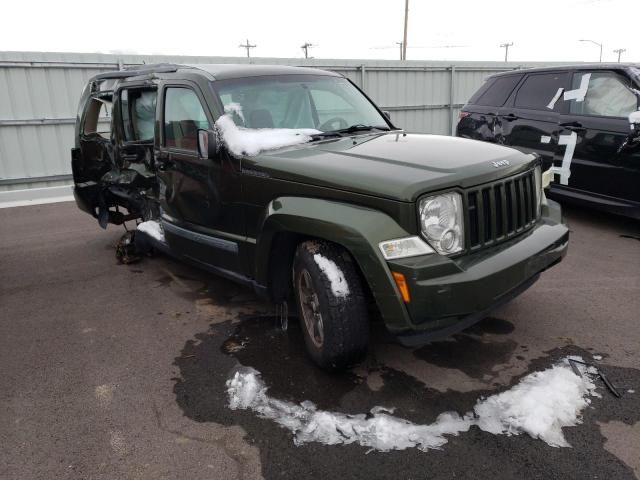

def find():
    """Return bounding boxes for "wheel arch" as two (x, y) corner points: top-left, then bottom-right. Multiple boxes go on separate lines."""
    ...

(255, 196), (412, 330)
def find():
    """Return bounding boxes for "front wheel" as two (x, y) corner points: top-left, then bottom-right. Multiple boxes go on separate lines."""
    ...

(293, 240), (369, 369)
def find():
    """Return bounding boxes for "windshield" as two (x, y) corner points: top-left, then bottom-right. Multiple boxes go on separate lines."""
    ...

(631, 67), (640, 87)
(211, 75), (390, 132)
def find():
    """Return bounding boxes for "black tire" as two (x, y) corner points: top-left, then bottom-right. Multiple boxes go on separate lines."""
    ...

(293, 240), (369, 370)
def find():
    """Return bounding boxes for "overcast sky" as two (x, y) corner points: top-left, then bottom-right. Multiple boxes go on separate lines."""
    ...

(1, 0), (637, 63)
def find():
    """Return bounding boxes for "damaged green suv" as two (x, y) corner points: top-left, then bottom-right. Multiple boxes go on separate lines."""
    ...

(72, 63), (569, 369)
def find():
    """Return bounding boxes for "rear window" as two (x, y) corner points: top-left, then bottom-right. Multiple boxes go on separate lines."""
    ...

(469, 75), (522, 107)
(515, 73), (567, 110)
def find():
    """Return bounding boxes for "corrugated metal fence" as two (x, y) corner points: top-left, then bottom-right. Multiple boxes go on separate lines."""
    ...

(0, 51), (560, 193)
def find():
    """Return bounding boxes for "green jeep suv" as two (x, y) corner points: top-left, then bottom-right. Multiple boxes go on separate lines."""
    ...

(72, 63), (569, 369)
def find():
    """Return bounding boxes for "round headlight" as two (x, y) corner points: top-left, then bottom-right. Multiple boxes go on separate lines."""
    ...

(419, 192), (464, 255)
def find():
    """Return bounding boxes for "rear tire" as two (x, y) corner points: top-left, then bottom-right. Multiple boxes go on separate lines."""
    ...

(293, 240), (369, 370)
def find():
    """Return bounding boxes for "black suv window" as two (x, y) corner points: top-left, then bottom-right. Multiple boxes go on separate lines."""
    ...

(164, 88), (209, 151)
(515, 73), (566, 110)
(569, 71), (638, 118)
(121, 89), (157, 142)
(469, 75), (522, 107)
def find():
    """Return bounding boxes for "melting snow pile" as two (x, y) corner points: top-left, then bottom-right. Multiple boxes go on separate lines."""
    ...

(215, 114), (320, 157)
(136, 220), (165, 243)
(313, 254), (350, 298)
(473, 363), (596, 447)
(226, 358), (597, 452)
(227, 366), (472, 451)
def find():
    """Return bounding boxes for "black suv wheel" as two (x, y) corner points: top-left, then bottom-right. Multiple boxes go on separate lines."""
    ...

(293, 240), (369, 369)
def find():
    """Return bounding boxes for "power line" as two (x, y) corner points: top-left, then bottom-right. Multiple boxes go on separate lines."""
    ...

(613, 48), (626, 62)
(500, 42), (513, 62)
(301, 42), (314, 59)
(239, 39), (256, 58)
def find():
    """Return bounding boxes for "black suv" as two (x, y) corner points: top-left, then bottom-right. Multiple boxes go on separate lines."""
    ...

(457, 64), (640, 219)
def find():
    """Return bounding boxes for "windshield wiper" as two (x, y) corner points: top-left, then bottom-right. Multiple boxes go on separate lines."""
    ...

(310, 124), (391, 141)
(337, 124), (390, 134)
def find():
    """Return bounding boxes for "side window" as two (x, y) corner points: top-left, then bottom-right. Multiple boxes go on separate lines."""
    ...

(121, 89), (157, 142)
(474, 75), (522, 107)
(164, 87), (209, 151)
(515, 73), (566, 110)
(570, 72), (637, 118)
(83, 97), (112, 139)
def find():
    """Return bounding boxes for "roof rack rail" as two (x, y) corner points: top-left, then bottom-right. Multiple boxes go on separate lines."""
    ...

(93, 63), (182, 81)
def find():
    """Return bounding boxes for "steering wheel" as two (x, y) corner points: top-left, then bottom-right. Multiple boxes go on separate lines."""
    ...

(318, 117), (348, 131)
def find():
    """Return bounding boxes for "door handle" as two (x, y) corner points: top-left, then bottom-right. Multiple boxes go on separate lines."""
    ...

(501, 113), (519, 121)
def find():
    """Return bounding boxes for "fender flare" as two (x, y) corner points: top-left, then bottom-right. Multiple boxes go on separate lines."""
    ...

(254, 196), (412, 329)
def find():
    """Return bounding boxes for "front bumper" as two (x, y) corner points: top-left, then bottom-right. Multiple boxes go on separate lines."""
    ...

(381, 199), (569, 344)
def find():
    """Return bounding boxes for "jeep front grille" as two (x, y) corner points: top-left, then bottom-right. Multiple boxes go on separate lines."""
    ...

(465, 168), (539, 251)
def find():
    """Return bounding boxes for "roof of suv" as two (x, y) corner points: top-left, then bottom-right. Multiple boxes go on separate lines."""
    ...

(94, 63), (341, 82)
(491, 63), (640, 78)
(186, 63), (341, 80)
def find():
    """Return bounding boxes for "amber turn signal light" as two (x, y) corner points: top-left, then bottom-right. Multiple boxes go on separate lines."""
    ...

(391, 271), (411, 303)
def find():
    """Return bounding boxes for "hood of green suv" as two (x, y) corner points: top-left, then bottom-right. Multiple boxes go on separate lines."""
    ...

(244, 133), (537, 202)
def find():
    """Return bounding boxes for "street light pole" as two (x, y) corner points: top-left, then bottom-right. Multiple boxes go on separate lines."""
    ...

(396, 42), (403, 60)
(579, 39), (603, 62)
(500, 42), (513, 62)
(613, 48), (626, 63)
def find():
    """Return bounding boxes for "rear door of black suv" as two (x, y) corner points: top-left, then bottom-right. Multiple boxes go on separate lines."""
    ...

(496, 71), (569, 170)
(456, 74), (522, 143)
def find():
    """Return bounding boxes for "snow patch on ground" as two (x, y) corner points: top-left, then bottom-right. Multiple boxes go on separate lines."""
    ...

(227, 366), (472, 451)
(226, 358), (597, 452)
(215, 114), (320, 157)
(474, 363), (596, 447)
(313, 254), (350, 298)
(137, 220), (165, 243)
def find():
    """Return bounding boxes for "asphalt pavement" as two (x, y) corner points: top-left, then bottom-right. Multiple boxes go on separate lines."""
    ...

(1, 201), (639, 480)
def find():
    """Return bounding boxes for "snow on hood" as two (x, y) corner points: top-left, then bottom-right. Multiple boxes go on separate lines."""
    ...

(215, 114), (321, 157)
(226, 358), (597, 452)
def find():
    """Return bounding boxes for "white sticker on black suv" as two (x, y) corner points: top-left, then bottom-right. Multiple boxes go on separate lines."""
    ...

(555, 132), (578, 185)
(564, 73), (592, 103)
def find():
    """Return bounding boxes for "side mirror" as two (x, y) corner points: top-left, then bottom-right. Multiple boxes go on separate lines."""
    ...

(629, 111), (640, 132)
(197, 129), (218, 159)
(618, 110), (640, 153)
(382, 110), (391, 121)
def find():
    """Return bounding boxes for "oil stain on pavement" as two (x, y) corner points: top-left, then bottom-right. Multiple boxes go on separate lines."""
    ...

(173, 316), (640, 480)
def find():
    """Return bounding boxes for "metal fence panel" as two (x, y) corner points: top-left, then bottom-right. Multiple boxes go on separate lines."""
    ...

(0, 51), (564, 191)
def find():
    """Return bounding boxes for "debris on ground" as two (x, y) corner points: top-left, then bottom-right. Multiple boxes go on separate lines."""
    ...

(115, 230), (141, 265)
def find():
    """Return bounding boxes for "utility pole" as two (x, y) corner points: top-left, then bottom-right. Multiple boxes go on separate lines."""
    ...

(613, 48), (626, 63)
(239, 39), (256, 58)
(301, 42), (314, 59)
(402, 0), (409, 60)
(500, 42), (513, 62)
(396, 42), (403, 60)
(579, 39), (603, 62)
